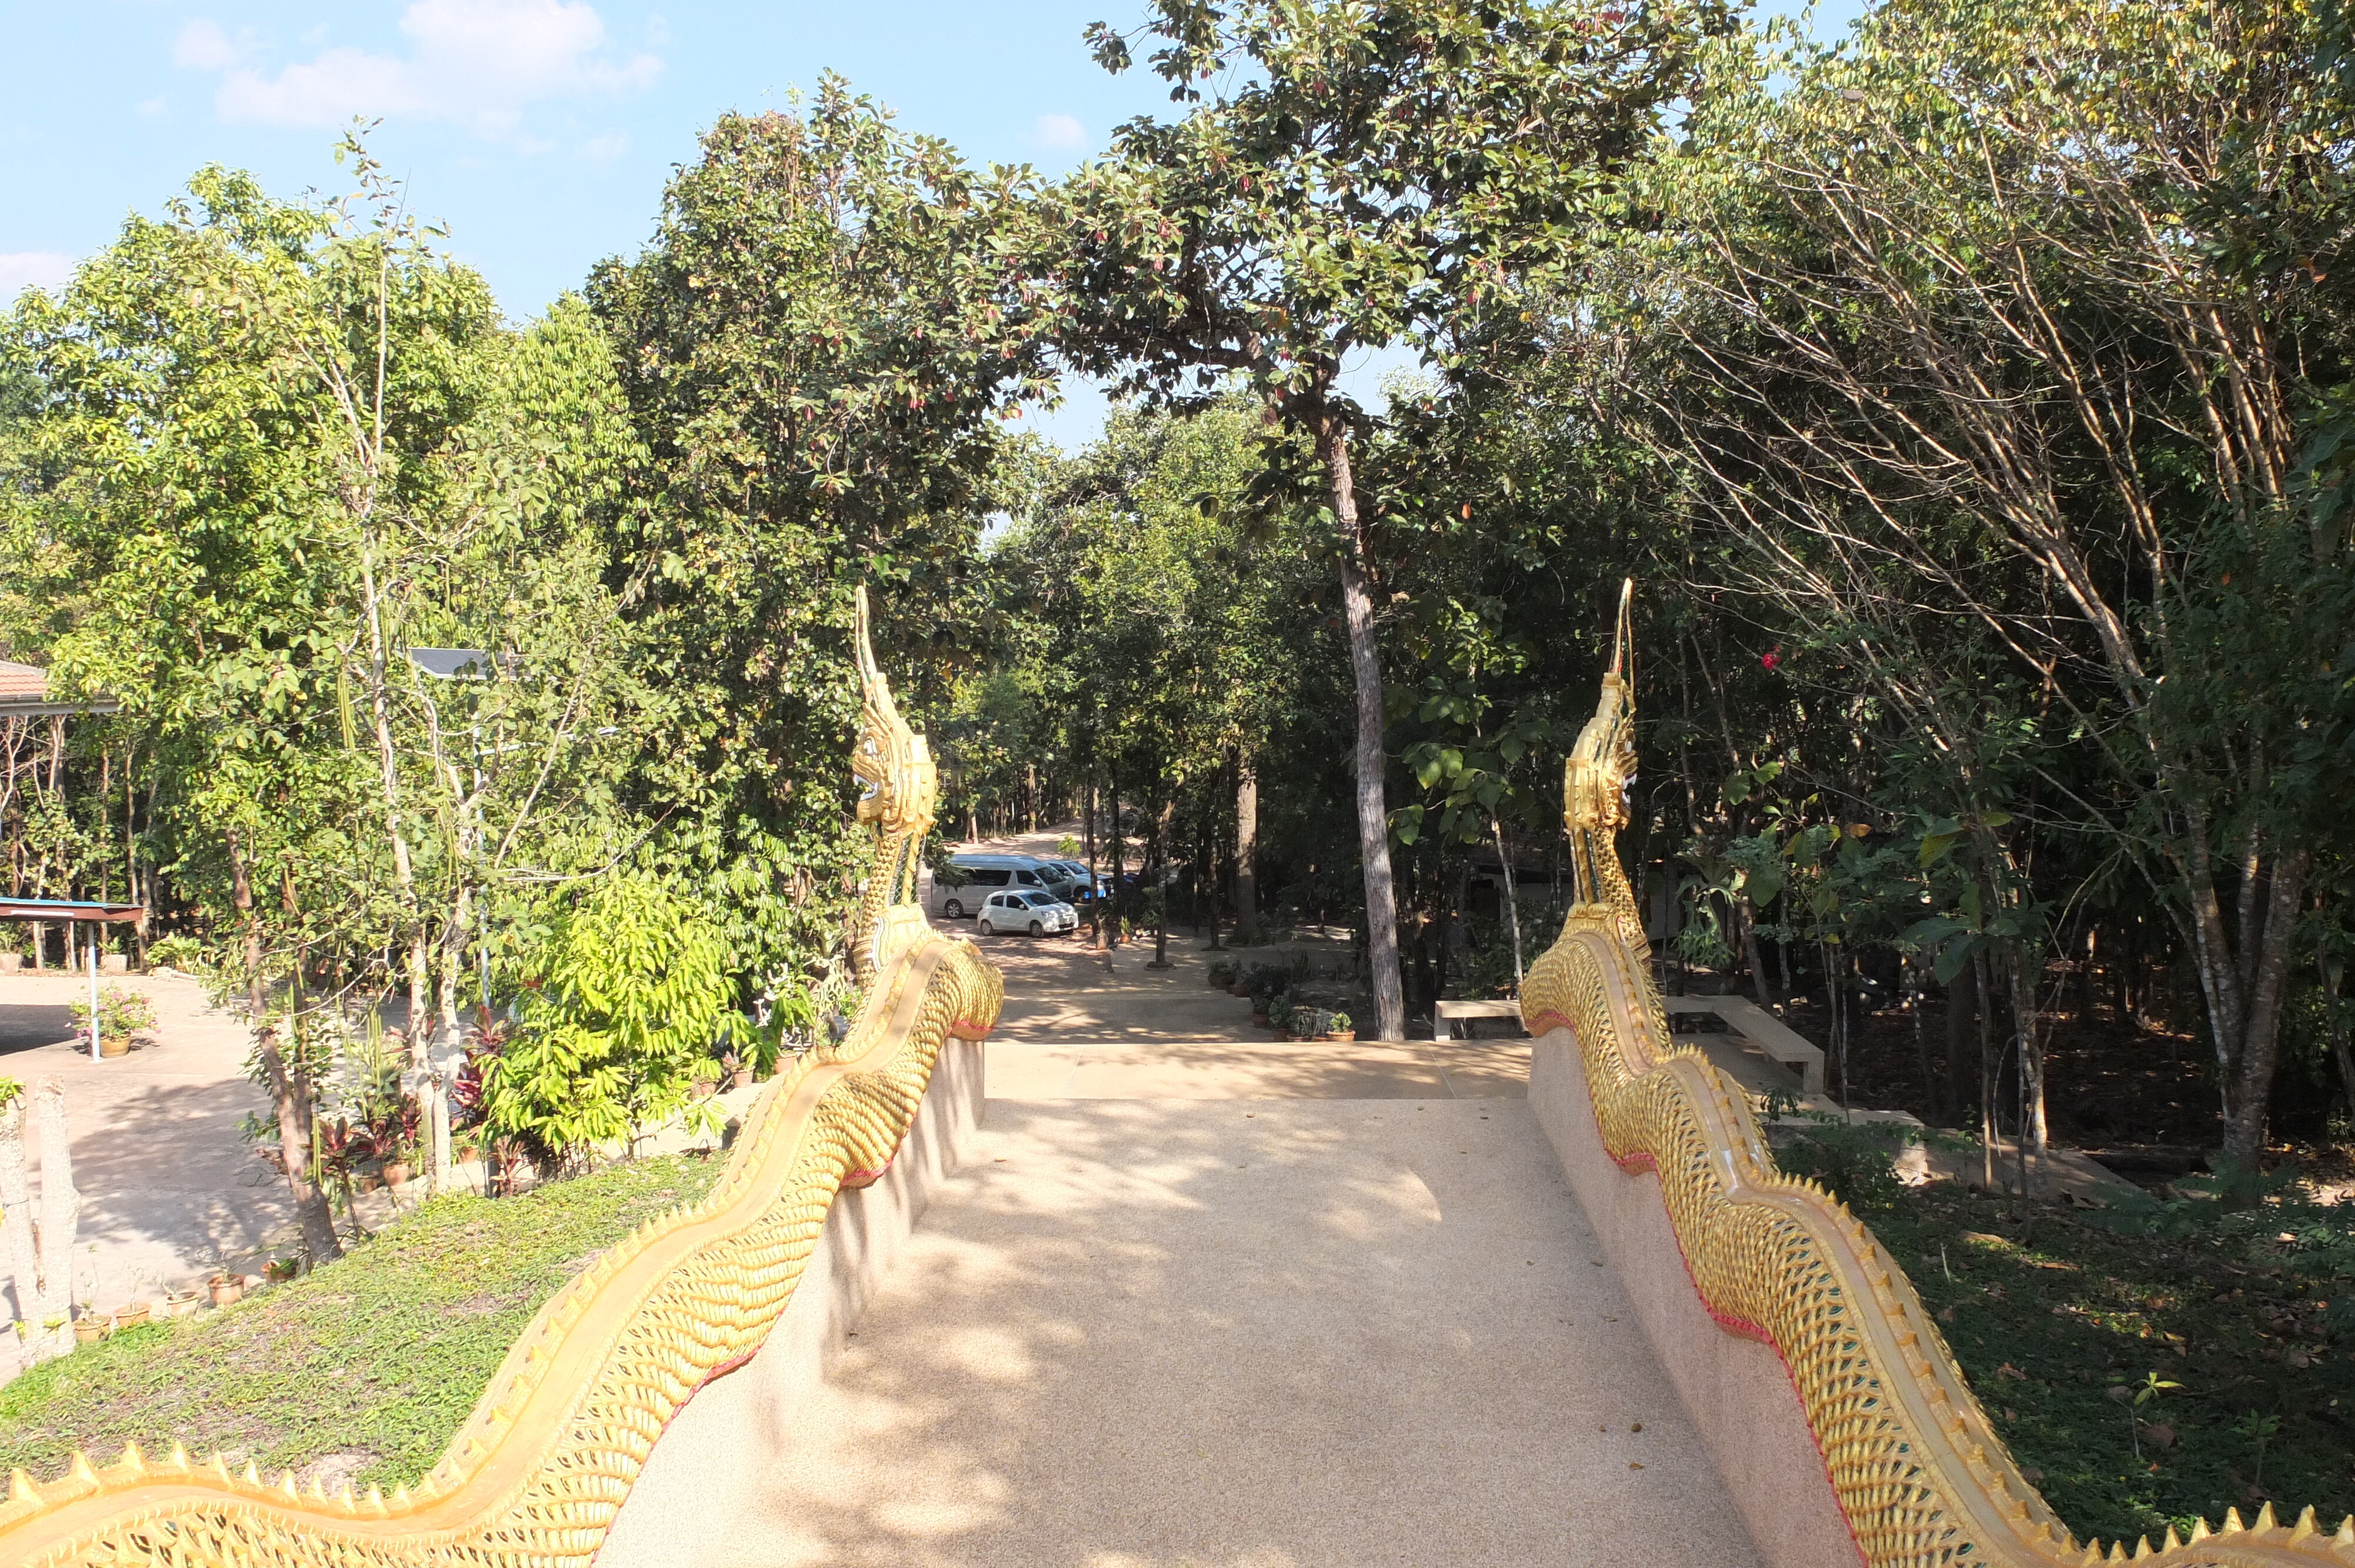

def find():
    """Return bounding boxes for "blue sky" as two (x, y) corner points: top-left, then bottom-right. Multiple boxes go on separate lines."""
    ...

(1, 0), (1859, 447)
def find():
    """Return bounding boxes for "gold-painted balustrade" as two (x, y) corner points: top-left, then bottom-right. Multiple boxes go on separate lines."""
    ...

(1520, 582), (2350, 1568)
(0, 588), (1003, 1568)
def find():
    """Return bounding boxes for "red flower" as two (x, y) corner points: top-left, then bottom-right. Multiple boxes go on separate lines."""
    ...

(1762, 647), (1782, 671)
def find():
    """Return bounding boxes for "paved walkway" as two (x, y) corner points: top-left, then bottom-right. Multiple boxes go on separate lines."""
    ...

(700, 847), (1764, 1566)
(0, 971), (301, 1331)
(737, 1096), (1761, 1567)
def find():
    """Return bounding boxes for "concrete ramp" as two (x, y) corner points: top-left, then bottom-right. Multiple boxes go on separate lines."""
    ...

(618, 1095), (1763, 1567)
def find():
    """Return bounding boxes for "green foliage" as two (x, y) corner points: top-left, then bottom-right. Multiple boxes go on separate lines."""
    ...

(0, 1154), (722, 1492)
(67, 986), (157, 1042)
(1856, 1181), (2354, 1544)
(481, 877), (735, 1167)
(586, 81), (1049, 994)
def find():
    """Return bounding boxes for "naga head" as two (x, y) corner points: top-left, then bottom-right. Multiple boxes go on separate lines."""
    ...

(851, 586), (937, 841)
(1563, 670), (1636, 837)
(1564, 579), (1638, 838)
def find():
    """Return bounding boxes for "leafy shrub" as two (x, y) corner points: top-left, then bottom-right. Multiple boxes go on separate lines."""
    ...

(68, 986), (157, 1042)
(1768, 1112), (1911, 1209)
(144, 935), (210, 972)
(480, 876), (736, 1171)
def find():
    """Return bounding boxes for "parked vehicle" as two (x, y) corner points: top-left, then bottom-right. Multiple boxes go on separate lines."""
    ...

(976, 890), (1078, 938)
(933, 853), (1076, 919)
(1047, 859), (1106, 902)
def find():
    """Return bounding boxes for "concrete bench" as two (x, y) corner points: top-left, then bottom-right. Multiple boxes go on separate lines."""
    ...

(1434, 998), (1527, 1039)
(1661, 995), (1825, 1096)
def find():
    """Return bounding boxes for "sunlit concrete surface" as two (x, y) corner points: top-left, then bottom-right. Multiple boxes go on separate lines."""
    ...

(677, 1096), (1764, 1568)
(0, 972), (298, 1347)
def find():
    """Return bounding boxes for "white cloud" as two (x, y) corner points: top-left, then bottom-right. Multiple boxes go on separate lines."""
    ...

(1033, 112), (1087, 151)
(0, 253), (75, 304)
(174, 19), (243, 70)
(180, 0), (659, 137)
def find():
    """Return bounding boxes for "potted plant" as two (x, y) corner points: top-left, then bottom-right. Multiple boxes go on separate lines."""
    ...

(208, 1273), (244, 1307)
(162, 1285), (203, 1318)
(73, 1313), (107, 1345)
(1263, 991), (1290, 1032)
(1206, 961), (1236, 989)
(264, 1257), (300, 1284)
(71, 986), (157, 1058)
(111, 1300), (152, 1331)
(1325, 1012), (1355, 1043)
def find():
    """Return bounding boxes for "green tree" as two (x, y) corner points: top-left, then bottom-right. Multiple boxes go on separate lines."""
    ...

(482, 874), (733, 1169)
(587, 80), (1053, 995)
(1034, 0), (1727, 1037)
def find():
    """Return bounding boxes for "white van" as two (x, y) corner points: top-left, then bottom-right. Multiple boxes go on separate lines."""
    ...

(932, 854), (1073, 919)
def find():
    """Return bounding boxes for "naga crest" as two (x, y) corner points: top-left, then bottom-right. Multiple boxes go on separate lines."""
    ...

(851, 587), (937, 843)
(1563, 579), (1638, 839)
(1563, 670), (1636, 838)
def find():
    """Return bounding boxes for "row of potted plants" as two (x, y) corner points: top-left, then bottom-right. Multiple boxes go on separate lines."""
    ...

(1269, 1004), (1352, 1042)
(64, 1260), (301, 1344)
(1206, 961), (1358, 1042)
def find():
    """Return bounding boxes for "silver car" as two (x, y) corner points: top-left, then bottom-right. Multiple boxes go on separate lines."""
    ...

(976, 889), (1078, 937)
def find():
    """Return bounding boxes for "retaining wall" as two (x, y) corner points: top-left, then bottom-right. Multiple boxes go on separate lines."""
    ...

(1528, 1026), (1865, 1568)
(598, 1032), (985, 1567)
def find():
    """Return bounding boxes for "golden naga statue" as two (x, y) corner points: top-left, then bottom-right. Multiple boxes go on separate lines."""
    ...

(1520, 582), (2348, 1568)
(0, 590), (1003, 1568)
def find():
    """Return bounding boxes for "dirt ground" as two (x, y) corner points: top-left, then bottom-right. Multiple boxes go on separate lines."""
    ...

(0, 968), (328, 1374)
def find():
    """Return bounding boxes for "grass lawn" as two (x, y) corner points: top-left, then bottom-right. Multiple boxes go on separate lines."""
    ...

(1851, 1177), (2354, 1547)
(0, 1154), (725, 1496)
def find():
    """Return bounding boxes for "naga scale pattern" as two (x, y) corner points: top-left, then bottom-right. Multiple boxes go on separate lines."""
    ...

(1523, 603), (2350, 1568)
(0, 589), (1003, 1568)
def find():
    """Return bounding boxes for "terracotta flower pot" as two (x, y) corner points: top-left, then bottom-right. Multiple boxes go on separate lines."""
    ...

(1249, 1012), (1268, 1026)
(1228, 984), (1251, 997)
(98, 1035), (132, 1059)
(73, 1317), (107, 1344)
(163, 1288), (203, 1318)
(112, 1301), (152, 1331)
(1325, 1030), (1356, 1042)
(729, 1068), (754, 1091)
(692, 1078), (718, 1099)
(381, 1160), (412, 1190)
(209, 1274), (244, 1307)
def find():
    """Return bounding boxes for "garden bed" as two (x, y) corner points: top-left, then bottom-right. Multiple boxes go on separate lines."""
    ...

(1835, 1172), (2353, 1545)
(0, 1154), (725, 1494)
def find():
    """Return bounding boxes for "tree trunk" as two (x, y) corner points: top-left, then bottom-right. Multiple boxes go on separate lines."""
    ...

(2001, 937), (2047, 1195)
(2221, 851), (2308, 1163)
(1491, 818), (1524, 988)
(1109, 770), (1125, 947)
(1150, 793), (1174, 969)
(1235, 762), (1258, 938)
(1085, 778), (1103, 952)
(1908, 957), (1941, 1118)
(1739, 895), (1772, 1008)
(1319, 419), (1405, 1041)
(1945, 958), (1979, 1122)
(1974, 949), (1997, 1189)
(228, 830), (340, 1261)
